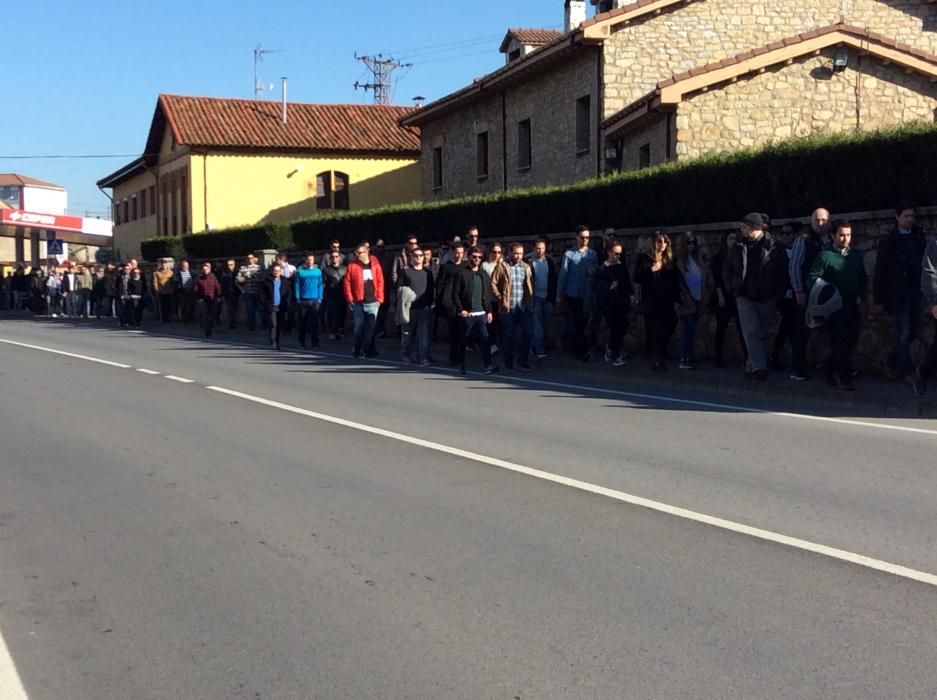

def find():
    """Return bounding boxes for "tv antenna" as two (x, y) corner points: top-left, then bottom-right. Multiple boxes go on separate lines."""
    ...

(254, 44), (282, 98)
(354, 53), (412, 105)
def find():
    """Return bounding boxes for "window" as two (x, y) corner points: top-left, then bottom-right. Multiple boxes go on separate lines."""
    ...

(170, 174), (178, 236)
(508, 48), (521, 62)
(316, 172), (332, 209)
(639, 143), (651, 169)
(113, 202), (121, 225)
(576, 96), (591, 154)
(161, 180), (169, 235)
(517, 119), (532, 170)
(122, 198), (129, 223)
(131, 195), (138, 221)
(432, 147), (443, 190)
(181, 172), (188, 233)
(149, 185), (156, 216)
(476, 131), (489, 179)
(140, 188), (147, 218)
(334, 172), (349, 210)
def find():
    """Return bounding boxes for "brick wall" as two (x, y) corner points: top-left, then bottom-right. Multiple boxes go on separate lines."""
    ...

(675, 49), (937, 158)
(602, 0), (937, 117)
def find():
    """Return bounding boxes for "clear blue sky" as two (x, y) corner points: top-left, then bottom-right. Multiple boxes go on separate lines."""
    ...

(1, 0), (576, 219)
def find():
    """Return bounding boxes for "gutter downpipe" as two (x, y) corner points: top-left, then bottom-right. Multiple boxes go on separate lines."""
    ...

(501, 91), (508, 191)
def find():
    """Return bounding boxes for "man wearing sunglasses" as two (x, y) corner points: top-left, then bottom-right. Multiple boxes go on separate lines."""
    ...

(453, 247), (497, 375)
(557, 225), (597, 361)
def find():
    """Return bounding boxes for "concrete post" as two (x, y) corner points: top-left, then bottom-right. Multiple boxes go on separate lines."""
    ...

(30, 229), (41, 268)
(14, 227), (25, 264)
(257, 249), (278, 269)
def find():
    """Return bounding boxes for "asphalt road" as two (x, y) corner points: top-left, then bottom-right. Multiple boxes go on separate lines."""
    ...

(1, 319), (936, 699)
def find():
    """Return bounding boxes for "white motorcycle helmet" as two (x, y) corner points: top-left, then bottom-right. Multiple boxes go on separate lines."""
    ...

(805, 278), (843, 329)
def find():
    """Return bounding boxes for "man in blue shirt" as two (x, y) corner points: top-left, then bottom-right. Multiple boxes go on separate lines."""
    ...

(261, 264), (293, 350)
(295, 254), (324, 350)
(556, 225), (597, 361)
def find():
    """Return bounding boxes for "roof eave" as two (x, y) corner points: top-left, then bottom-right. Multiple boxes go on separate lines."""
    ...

(96, 156), (148, 189)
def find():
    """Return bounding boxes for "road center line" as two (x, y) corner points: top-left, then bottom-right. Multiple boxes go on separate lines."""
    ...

(136, 368), (160, 375)
(0, 627), (29, 700)
(164, 375), (194, 383)
(100, 327), (937, 438)
(0, 338), (131, 369)
(207, 383), (937, 588)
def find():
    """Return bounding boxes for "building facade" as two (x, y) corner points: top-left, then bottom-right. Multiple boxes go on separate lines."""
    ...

(99, 95), (422, 259)
(402, 0), (937, 200)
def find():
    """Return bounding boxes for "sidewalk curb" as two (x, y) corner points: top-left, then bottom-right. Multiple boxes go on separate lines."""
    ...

(4, 313), (934, 418)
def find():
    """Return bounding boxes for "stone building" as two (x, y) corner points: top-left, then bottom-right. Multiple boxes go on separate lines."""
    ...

(401, 0), (937, 200)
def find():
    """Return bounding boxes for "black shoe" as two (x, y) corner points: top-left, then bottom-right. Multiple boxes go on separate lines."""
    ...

(353, 349), (361, 359)
(913, 370), (928, 396)
(484, 365), (498, 375)
(299, 341), (306, 348)
(838, 380), (856, 392)
(459, 365), (467, 375)
(517, 363), (532, 372)
(714, 359), (726, 369)
(365, 350), (380, 358)
(753, 369), (769, 382)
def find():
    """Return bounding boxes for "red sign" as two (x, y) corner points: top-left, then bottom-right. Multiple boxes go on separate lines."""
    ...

(0, 209), (84, 234)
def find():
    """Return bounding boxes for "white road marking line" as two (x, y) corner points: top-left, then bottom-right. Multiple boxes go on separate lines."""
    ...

(0, 338), (131, 369)
(0, 627), (28, 700)
(122, 328), (937, 438)
(164, 375), (194, 384)
(207, 383), (937, 588)
(136, 368), (160, 375)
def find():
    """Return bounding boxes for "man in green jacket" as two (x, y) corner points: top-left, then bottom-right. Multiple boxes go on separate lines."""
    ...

(809, 219), (867, 391)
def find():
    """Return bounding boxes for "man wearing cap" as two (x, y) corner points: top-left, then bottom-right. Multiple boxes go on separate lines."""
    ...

(809, 219), (867, 391)
(724, 213), (788, 380)
(914, 236), (937, 395)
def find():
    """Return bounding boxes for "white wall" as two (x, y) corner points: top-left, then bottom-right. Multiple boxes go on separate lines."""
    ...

(22, 186), (67, 215)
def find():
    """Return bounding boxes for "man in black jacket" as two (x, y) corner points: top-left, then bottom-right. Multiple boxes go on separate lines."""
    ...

(914, 237), (937, 395)
(261, 264), (293, 350)
(595, 241), (632, 367)
(435, 240), (469, 367)
(725, 212), (788, 380)
(453, 246), (497, 375)
(874, 203), (927, 382)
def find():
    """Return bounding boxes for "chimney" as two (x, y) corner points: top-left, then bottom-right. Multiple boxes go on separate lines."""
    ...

(565, 0), (586, 32)
(280, 77), (288, 125)
(412, 95), (425, 108)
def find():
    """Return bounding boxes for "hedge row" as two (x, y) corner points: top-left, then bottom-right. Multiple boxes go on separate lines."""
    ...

(141, 123), (937, 261)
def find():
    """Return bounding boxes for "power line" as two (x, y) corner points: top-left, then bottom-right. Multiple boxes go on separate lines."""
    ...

(0, 154), (146, 160)
(354, 54), (412, 105)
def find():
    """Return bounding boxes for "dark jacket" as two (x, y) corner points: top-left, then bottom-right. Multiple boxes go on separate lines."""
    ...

(724, 233), (788, 302)
(921, 238), (937, 308)
(595, 261), (632, 312)
(322, 264), (347, 295)
(873, 224), (927, 310)
(260, 276), (293, 312)
(221, 270), (241, 301)
(452, 266), (493, 314)
(527, 255), (558, 301)
(634, 262), (681, 314)
(397, 266), (435, 310)
(435, 260), (469, 316)
(126, 276), (146, 298)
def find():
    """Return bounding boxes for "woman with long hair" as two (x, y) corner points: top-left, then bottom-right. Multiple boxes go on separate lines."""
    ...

(634, 232), (682, 371)
(709, 230), (747, 368)
(675, 231), (706, 370)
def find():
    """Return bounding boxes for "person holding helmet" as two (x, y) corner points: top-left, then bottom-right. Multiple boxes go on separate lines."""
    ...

(808, 219), (867, 391)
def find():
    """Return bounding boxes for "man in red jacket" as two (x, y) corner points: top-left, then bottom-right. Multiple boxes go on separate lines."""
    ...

(343, 242), (385, 358)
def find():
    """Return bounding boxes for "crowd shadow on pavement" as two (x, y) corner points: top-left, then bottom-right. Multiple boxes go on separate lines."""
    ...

(3, 314), (935, 422)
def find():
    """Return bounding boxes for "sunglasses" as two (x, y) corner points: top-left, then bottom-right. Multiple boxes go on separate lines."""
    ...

(470, 254), (483, 259)
(413, 252), (424, 257)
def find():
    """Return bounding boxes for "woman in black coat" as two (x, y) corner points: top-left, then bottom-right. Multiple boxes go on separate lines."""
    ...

(633, 232), (682, 371)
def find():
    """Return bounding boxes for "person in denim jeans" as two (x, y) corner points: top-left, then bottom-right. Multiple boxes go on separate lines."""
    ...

(295, 254), (324, 349)
(236, 253), (264, 332)
(343, 243), (385, 358)
(492, 242), (534, 371)
(528, 237), (557, 358)
(453, 247), (497, 375)
(397, 249), (434, 365)
(676, 232), (706, 370)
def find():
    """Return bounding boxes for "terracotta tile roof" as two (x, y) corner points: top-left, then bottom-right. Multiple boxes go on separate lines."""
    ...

(604, 22), (937, 130)
(500, 27), (564, 52)
(581, 0), (689, 28)
(156, 94), (421, 154)
(0, 173), (65, 189)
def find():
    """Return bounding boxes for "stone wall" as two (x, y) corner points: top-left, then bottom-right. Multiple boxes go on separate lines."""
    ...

(418, 49), (599, 199)
(602, 0), (937, 117)
(674, 49), (937, 158)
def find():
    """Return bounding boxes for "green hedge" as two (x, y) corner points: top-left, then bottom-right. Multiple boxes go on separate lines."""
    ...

(140, 124), (937, 261)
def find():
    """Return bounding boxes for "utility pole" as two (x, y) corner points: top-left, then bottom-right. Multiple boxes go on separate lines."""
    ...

(354, 54), (412, 105)
(254, 44), (282, 99)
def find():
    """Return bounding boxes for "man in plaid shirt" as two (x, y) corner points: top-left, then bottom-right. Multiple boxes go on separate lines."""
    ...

(491, 242), (534, 371)
(194, 261), (223, 337)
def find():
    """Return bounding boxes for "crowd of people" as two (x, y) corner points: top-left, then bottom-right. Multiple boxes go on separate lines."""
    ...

(3, 208), (937, 395)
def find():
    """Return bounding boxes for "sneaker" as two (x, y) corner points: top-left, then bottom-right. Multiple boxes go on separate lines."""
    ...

(484, 365), (498, 375)
(420, 360), (432, 367)
(678, 360), (691, 370)
(604, 348), (613, 363)
(329, 333), (338, 340)
(490, 344), (499, 355)
(913, 370), (928, 396)
(535, 351), (548, 359)
(790, 373), (808, 382)
(516, 364), (532, 372)
(612, 357), (627, 367)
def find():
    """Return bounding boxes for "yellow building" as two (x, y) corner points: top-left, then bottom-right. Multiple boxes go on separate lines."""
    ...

(98, 94), (422, 259)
